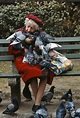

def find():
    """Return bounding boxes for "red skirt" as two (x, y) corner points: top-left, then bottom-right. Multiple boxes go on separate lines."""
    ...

(14, 56), (54, 85)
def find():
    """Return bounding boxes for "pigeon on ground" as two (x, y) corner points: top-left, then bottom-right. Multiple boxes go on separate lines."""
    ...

(29, 105), (48, 118)
(0, 91), (2, 103)
(3, 97), (19, 115)
(41, 86), (55, 103)
(65, 101), (75, 117)
(75, 108), (80, 118)
(61, 89), (76, 118)
(0, 97), (2, 103)
(29, 115), (34, 118)
(56, 100), (66, 118)
(23, 85), (32, 101)
(61, 89), (73, 102)
(34, 106), (48, 118)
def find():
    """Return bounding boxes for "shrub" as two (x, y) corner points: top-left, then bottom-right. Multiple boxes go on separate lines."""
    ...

(0, 0), (80, 38)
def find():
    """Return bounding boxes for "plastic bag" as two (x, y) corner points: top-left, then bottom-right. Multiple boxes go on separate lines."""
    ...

(48, 50), (73, 75)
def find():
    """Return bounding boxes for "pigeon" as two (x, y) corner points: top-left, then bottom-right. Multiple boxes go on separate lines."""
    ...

(0, 97), (2, 103)
(45, 43), (61, 52)
(3, 97), (19, 115)
(29, 115), (34, 118)
(75, 108), (80, 118)
(22, 85), (32, 101)
(29, 108), (48, 118)
(0, 91), (2, 103)
(65, 101), (76, 118)
(61, 89), (73, 102)
(61, 89), (76, 118)
(41, 86), (55, 103)
(65, 101), (75, 114)
(34, 106), (48, 118)
(56, 100), (66, 118)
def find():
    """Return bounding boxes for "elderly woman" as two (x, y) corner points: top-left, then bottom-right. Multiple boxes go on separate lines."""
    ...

(7, 13), (55, 113)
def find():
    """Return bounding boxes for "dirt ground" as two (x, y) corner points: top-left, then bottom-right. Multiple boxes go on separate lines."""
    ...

(0, 77), (80, 114)
(0, 61), (80, 117)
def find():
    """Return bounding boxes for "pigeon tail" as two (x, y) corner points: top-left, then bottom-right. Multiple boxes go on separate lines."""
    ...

(0, 97), (2, 103)
(23, 85), (32, 100)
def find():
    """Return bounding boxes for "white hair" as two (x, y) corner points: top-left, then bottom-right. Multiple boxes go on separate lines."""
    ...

(24, 18), (39, 30)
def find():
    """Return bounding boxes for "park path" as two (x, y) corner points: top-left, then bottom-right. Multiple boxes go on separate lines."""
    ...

(0, 97), (57, 118)
(0, 76), (80, 118)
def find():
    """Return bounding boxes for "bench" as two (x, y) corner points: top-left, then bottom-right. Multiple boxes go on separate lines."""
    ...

(0, 37), (80, 104)
(0, 39), (21, 104)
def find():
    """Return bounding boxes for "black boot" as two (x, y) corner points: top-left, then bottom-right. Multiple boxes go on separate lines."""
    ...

(32, 104), (41, 112)
(23, 80), (32, 101)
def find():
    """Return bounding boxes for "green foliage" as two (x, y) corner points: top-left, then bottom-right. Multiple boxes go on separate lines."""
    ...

(0, 0), (80, 38)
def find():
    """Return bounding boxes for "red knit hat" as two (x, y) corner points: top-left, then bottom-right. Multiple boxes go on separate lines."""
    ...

(25, 13), (44, 27)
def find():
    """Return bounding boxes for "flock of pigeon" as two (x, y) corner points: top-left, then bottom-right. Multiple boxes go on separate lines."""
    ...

(56, 89), (80, 118)
(0, 87), (80, 118)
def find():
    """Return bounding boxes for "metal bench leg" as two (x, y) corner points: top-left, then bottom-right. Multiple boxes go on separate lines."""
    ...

(8, 77), (21, 105)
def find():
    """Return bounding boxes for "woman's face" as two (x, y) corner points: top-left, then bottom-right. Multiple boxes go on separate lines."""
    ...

(25, 22), (39, 33)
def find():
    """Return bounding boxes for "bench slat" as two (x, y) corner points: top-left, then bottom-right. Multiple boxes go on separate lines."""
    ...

(0, 47), (8, 52)
(1, 44), (80, 53)
(54, 37), (80, 43)
(0, 55), (14, 61)
(0, 73), (20, 78)
(0, 39), (10, 45)
(56, 44), (80, 50)
(65, 53), (80, 59)
(0, 37), (80, 44)
(0, 54), (80, 61)
(0, 71), (80, 77)
(57, 71), (80, 76)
